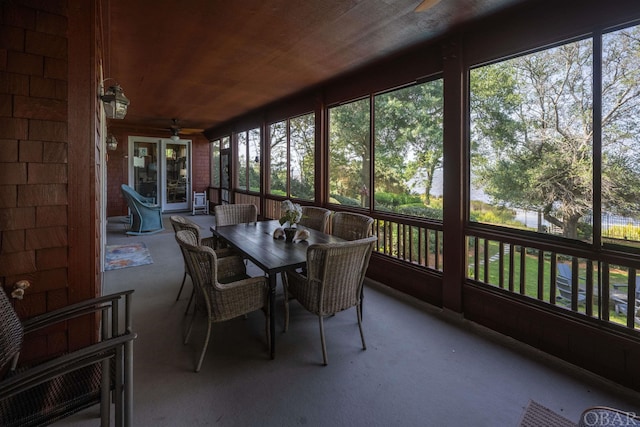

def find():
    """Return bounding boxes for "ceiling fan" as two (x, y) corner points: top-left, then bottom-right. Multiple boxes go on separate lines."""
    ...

(167, 118), (204, 141)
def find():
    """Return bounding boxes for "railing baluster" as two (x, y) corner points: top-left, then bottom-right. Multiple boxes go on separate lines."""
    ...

(418, 226), (424, 266)
(601, 262), (610, 321)
(570, 257), (579, 312)
(498, 241), (505, 289)
(425, 228), (431, 268)
(508, 244), (515, 292)
(382, 220), (387, 255)
(519, 246), (526, 295)
(585, 260), (594, 317)
(392, 222), (400, 257)
(471, 237), (478, 280)
(435, 230), (441, 271)
(628, 269), (636, 328)
(384, 220), (389, 256)
(483, 238), (490, 284)
(550, 253), (557, 304)
(402, 223), (407, 261)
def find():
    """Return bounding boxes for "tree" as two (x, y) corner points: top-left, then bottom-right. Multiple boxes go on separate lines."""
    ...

(268, 121), (288, 195)
(375, 80), (444, 206)
(471, 26), (640, 240)
(290, 113), (315, 200)
(329, 99), (370, 207)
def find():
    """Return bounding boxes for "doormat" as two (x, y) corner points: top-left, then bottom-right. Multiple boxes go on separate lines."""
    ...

(519, 400), (577, 427)
(105, 242), (153, 271)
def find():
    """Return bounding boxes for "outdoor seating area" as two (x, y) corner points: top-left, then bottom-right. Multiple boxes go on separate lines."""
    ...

(167, 207), (378, 367)
(54, 210), (636, 426)
(6, 1), (640, 425)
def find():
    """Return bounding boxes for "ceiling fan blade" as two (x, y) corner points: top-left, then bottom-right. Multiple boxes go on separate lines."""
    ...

(137, 120), (204, 136)
(179, 128), (204, 135)
(415, 0), (442, 12)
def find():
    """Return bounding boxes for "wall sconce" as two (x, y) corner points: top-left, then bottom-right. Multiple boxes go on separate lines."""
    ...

(106, 134), (118, 151)
(100, 83), (130, 119)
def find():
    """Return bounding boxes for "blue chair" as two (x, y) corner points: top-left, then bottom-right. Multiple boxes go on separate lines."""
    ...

(556, 263), (586, 303)
(120, 184), (164, 235)
(610, 276), (640, 318)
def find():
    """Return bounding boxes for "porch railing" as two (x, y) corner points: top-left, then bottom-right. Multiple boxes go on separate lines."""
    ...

(262, 198), (444, 271)
(466, 231), (640, 331)
(231, 196), (640, 332)
(373, 217), (443, 271)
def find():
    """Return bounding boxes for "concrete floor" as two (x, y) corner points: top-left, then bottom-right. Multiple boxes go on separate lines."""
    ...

(56, 214), (640, 426)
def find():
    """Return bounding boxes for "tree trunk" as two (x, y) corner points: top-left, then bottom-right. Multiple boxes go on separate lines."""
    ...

(564, 214), (581, 240)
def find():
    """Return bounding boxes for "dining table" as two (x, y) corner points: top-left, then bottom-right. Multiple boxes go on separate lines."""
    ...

(210, 219), (344, 358)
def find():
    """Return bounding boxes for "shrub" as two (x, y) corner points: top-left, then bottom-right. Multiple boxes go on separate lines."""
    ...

(329, 193), (360, 206)
(605, 224), (640, 241)
(396, 204), (443, 220)
(375, 192), (421, 208)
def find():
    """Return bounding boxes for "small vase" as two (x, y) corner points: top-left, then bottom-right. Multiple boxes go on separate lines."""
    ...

(284, 227), (296, 242)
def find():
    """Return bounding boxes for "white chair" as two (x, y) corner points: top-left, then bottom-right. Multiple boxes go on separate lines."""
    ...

(192, 191), (209, 215)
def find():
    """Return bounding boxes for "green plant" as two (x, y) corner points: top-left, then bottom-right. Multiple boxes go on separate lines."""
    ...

(329, 193), (360, 206)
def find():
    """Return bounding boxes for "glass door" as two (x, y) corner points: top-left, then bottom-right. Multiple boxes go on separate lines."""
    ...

(163, 141), (191, 211)
(129, 137), (191, 211)
(132, 139), (159, 202)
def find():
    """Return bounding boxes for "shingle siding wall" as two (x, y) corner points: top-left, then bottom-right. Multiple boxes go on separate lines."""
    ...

(0, 0), (70, 322)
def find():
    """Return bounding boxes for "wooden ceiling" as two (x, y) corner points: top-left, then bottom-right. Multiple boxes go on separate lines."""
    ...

(105, 0), (526, 134)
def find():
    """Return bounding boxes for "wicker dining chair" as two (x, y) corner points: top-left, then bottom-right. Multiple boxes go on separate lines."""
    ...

(281, 206), (332, 323)
(284, 235), (377, 365)
(175, 229), (269, 372)
(213, 204), (258, 249)
(170, 215), (234, 313)
(0, 287), (136, 427)
(214, 203), (257, 227)
(330, 211), (374, 241)
(299, 206), (331, 233)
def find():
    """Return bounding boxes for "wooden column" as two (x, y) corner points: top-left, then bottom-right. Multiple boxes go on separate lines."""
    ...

(441, 37), (465, 313)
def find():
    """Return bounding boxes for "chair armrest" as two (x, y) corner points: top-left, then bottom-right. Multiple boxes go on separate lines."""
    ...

(0, 332), (136, 399)
(22, 290), (134, 334)
(139, 195), (155, 204)
(200, 236), (216, 249)
(217, 276), (267, 291)
(285, 270), (307, 287)
(138, 201), (161, 211)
